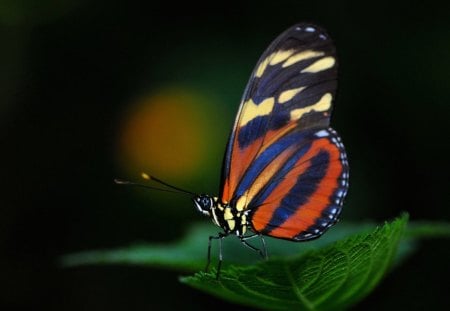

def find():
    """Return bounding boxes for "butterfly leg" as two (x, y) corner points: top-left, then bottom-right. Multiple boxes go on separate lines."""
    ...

(239, 234), (268, 260)
(260, 234), (268, 259)
(206, 233), (225, 279)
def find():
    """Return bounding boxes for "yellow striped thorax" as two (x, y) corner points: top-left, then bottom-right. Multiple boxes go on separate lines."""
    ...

(193, 195), (248, 236)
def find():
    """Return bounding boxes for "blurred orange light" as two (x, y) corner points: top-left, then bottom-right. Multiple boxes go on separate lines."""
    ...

(118, 89), (213, 180)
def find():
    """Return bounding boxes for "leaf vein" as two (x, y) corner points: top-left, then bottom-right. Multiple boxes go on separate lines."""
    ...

(283, 261), (316, 311)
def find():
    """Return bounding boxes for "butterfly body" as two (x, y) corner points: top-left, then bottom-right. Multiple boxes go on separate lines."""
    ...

(194, 195), (249, 236)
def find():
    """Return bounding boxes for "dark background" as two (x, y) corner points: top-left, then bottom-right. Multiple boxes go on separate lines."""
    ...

(1, 1), (449, 310)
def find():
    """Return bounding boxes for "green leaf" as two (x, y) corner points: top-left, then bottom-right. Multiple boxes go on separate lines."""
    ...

(60, 215), (450, 310)
(60, 221), (375, 270)
(180, 214), (409, 310)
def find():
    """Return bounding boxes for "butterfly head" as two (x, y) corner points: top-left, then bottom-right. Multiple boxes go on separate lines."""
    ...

(193, 194), (215, 216)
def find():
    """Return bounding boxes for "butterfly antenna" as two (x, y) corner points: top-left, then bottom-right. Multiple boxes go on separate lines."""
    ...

(114, 172), (196, 196)
(141, 173), (196, 195)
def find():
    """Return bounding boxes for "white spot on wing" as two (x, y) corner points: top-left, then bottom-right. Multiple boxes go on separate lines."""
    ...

(315, 129), (330, 137)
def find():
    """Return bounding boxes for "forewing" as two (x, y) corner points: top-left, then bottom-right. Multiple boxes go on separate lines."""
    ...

(221, 23), (338, 203)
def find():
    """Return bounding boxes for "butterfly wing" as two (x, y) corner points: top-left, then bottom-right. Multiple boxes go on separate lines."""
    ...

(220, 23), (349, 240)
(248, 127), (349, 240)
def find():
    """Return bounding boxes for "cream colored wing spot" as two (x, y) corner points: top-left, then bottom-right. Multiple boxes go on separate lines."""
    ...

(239, 97), (275, 127)
(290, 93), (332, 121)
(282, 50), (325, 67)
(301, 56), (335, 73)
(278, 87), (306, 104)
(269, 49), (295, 65)
(255, 57), (270, 78)
(255, 49), (295, 78)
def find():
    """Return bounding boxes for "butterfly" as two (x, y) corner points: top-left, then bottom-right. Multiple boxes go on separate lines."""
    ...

(116, 22), (349, 278)
(192, 23), (349, 276)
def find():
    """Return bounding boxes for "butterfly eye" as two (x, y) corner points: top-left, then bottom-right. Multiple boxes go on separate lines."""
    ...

(193, 195), (213, 215)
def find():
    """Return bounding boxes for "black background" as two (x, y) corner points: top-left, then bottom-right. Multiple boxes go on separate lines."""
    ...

(1, 1), (449, 310)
